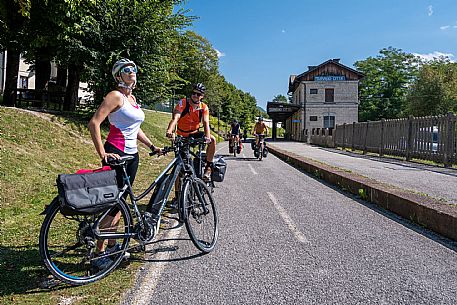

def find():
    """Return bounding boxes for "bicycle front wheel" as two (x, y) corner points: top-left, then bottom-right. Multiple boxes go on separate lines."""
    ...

(182, 178), (218, 253)
(39, 198), (132, 285)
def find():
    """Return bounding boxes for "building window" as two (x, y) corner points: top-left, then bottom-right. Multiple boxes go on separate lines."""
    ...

(310, 116), (318, 121)
(325, 88), (334, 103)
(323, 115), (335, 129)
(310, 88), (318, 94)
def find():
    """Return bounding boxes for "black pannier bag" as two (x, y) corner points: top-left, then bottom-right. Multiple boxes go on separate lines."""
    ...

(211, 156), (227, 182)
(57, 170), (120, 215)
(193, 153), (206, 179)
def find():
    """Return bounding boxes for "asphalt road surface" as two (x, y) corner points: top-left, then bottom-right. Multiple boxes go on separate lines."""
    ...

(121, 141), (457, 305)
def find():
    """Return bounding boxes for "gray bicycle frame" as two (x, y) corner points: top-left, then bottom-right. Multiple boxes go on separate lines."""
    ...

(94, 155), (185, 240)
(93, 140), (206, 240)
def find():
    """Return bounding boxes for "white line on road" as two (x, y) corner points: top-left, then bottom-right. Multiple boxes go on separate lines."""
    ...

(267, 192), (310, 244)
(121, 222), (183, 305)
(248, 164), (258, 175)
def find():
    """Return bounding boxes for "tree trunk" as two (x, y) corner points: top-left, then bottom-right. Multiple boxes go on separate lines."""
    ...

(2, 49), (20, 106)
(56, 65), (67, 88)
(63, 64), (80, 111)
(35, 48), (51, 90)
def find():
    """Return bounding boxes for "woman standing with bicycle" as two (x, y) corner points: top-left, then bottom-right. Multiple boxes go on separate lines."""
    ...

(88, 58), (162, 269)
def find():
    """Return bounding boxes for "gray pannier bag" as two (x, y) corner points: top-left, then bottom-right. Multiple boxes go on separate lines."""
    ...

(211, 156), (227, 182)
(56, 170), (120, 215)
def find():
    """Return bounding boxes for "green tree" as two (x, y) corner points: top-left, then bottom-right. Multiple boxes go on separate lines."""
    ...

(406, 59), (457, 116)
(0, 0), (29, 106)
(272, 94), (288, 103)
(354, 47), (419, 121)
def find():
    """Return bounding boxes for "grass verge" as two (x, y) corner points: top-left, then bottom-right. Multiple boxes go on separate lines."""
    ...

(0, 106), (174, 304)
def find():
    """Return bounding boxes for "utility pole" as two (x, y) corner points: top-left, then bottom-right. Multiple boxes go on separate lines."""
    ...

(217, 107), (220, 141)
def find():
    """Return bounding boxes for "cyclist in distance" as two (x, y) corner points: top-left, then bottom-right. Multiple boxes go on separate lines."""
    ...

(230, 119), (242, 152)
(166, 83), (216, 181)
(243, 128), (248, 141)
(88, 58), (162, 269)
(252, 116), (269, 148)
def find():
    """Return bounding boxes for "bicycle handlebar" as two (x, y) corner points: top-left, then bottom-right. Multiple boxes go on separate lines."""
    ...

(148, 136), (206, 157)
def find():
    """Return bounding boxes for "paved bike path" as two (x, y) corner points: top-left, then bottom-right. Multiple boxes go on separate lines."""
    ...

(121, 142), (457, 305)
(267, 141), (457, 205)
(266, 141), (457, 242)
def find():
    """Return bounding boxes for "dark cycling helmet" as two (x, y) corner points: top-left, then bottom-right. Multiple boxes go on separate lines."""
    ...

(232, 119), (238, 123)
(193, 83), (206, 94)
(258, 116), (264, 121)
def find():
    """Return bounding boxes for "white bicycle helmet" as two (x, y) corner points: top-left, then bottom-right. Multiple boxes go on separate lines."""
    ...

(112, 58), (137, 89)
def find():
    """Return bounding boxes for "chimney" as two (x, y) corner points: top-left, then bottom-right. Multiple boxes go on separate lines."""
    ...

(332, 58), (340, 63)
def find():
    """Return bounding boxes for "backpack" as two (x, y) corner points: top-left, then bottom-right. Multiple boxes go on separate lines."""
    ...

(177, 98), (205, 134)
(181, 98), (204, 122)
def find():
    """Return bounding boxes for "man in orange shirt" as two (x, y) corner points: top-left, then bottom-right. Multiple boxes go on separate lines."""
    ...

(252, 116), (269, 148)
(166, 83), (216, 181)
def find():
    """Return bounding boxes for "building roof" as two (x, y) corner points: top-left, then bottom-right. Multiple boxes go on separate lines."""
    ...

(288, 59), (364, 93)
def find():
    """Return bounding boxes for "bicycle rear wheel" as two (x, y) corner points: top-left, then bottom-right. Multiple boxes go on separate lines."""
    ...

(39, 198), (132, 285)
(181, 177), (218, 253)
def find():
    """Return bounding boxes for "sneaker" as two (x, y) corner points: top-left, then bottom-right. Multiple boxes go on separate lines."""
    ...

(92, 252), (113, 270)
(106, 243), (130, 260)
(203, 166), (212, 182)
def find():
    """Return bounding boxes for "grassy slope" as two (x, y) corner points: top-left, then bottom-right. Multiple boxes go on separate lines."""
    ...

(0, 107), (173, 304)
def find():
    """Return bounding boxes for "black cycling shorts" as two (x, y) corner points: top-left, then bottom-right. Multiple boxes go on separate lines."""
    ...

(104, 142), (139, 216)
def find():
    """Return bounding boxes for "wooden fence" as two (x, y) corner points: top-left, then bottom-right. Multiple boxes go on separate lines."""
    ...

(329, 113), (457, 166)
(15, 88), (67, 111)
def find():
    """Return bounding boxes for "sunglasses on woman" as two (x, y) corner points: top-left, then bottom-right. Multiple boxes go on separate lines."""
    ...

(121, 66), (137, 74)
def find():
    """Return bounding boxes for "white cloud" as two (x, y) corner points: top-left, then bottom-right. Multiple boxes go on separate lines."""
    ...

(413, 51), (455, 62)
(215, 49), (225, 58)
(281, 29), (286, 33)
(428, 5), (433, 16)
(440, 21), (457, 30)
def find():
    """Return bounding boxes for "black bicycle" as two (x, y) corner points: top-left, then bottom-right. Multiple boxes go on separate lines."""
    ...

(254, 134), (268, 161)
(39, 136), (218, 285)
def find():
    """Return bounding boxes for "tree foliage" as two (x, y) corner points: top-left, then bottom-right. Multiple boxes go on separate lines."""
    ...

(354, 47), (419, 121)
(405, 59), (457, 116)
(1, 0), (261, 126)
(272, 94), (288, 103)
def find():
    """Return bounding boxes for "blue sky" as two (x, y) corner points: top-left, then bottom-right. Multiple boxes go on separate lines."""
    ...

(180, 0), (457, 110)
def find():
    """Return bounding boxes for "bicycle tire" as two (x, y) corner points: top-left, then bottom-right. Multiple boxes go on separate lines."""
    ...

(181, 177), (218, 253)
(233, 140), (237, 157)
(259, 143), (263, 161)
(39, 198), (132, 285)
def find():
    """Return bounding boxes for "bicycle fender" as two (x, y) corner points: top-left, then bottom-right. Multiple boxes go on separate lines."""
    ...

(40, 196), (59, 215)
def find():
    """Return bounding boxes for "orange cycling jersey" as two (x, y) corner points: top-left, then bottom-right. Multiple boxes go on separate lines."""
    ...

(175, 98), (209, 136)
(253, 122), (268, 134)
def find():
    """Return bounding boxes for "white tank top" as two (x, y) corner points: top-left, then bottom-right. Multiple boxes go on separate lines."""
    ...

(106, 94), (145, 154)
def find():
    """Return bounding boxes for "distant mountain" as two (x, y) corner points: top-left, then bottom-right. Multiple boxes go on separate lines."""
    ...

(256, 106), (266, 113)
(256, 106), (269, 119)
